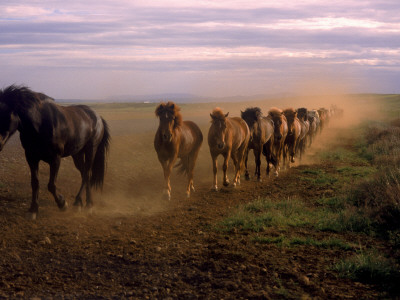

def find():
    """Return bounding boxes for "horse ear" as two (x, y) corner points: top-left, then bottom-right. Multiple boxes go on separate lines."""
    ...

(225, 112), (229, 118)
(155, 103), (164, 116)
(210, 113), (214, 120)
(170, 103), (175, 110)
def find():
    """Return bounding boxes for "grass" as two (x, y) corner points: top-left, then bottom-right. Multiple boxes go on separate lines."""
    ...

(215, 105), (400, 294)
(216, 197), (316, 233)
(253, 235), (353, 250)
(333, 251), (400, 292)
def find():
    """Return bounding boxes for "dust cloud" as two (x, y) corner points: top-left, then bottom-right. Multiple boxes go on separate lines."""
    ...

(88, 92), (382, 218)
(0, 91), (381, 219)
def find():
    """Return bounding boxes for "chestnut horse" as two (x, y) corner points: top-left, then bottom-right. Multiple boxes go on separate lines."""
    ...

(241, 107), (274, 181)
(0, 85), (110, 219)
(154, 101), (203, 200)
(283, 108), (301, 167)
(264, 107), (287, 176)
(208, 108), (250, 191)
(296, 107), (310, 161)
(317, 108), (328, 134)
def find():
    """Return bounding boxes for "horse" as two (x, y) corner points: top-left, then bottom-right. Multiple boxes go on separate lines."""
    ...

(283, 108), (301, 167)
(208, 107), (250, 191)
(296, 107), (310, 161)
(154, 101), (203, 200)
(317, 108), (329, 134)
(263, 107), (287, 176)
(241, 107), (274, 181)
(307, 109), (320, 146)
(0, 85), (110, 219)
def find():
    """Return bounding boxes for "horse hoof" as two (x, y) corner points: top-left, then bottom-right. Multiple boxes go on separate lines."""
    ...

(258, 178), (263, 183)
(60, 200), (68, 211)
(30, 212), (37, 221)
(223, 181), (229, 187)
(245, 174), (250, 181)
(162, 193), (171, 201)
(233, 182), (237, 188)
(86, 207), (93, 216)
(211, 186), (218, 192)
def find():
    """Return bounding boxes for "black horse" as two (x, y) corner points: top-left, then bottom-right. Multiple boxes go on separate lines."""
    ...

(0, 85), (110, 219)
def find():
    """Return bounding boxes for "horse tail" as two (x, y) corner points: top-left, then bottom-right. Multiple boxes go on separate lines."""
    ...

(90, 118), (111, 189)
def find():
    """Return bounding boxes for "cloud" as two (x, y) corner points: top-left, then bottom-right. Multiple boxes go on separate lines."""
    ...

(0, 1), (400, 98)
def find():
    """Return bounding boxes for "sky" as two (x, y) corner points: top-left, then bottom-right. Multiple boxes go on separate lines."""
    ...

(1, 0), (400, 100)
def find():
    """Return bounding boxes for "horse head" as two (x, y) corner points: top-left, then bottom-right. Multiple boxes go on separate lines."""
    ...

(0, 99), (19, 151)
(210, 108), (229, 150)
(297, 108), (308, 122)
(269, 107), (285, 141)
(283, 108), (297, 136)
(241, 107), (262, 143)
(155, 101), (182, 142)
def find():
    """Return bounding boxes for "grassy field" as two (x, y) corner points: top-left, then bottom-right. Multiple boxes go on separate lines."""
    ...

(213, 94), (400, 295)
(1, 93), (400, 298)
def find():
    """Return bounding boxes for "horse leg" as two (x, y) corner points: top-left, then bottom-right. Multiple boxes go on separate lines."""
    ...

(231, 152), (240, 187)
(290, 142), (296, 164)
(162, 158), (175, 200)
(244, 148), (250, 181)
(254, 149), (262, 182)
(186, 149), (199, 198)
(72, 152), (85, 210)
(222, 152), (231, 187)
(27, 157), (39, 220)
(211, 154), (218, 191)
(48, 156), (68, 211)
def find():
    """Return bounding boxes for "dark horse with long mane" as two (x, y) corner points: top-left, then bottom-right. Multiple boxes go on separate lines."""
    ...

(241, 107), (274, 181)
(208, 107), (250, 191)
(264, 107), (288, 176)
(283, 108), (301, 168)
(0, 85), (110, 219)
(154, 101), (203, 200)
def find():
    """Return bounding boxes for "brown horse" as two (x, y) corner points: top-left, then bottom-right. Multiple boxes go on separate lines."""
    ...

(154, 101), (203, 200)
(296, 107), (310, 161)
(208, 108), (250, 191)
(241, 107), (274, 181)
(317, 108), (329, 134)
(265, 107), (288, 176)
(283, 108), (301, 167)
(307, 109), (320, 146)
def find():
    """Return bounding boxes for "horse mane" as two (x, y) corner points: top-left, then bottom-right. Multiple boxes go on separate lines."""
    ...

(0, 85), (54, 112)
(241, 107), (262, 122)
(297, 107), (308, 121)
(283, 107), (297, 118)
(155, 101), (183, 128)
(268, 107), (282, 117)
(210, 107), (227, 121)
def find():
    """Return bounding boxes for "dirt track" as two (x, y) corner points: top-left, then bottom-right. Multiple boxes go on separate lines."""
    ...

(0, 100), (387, 299)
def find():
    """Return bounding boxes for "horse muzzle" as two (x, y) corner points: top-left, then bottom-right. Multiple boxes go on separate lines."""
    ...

(217, 142), (225, 150)
(162, 133), (172, 142)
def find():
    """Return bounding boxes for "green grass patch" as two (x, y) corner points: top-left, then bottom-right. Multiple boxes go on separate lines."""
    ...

(333, 251), (400, 291)
(253, 235), (353, 250)
(320, 147), (370, 166)
(336, 166), (376, 178)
